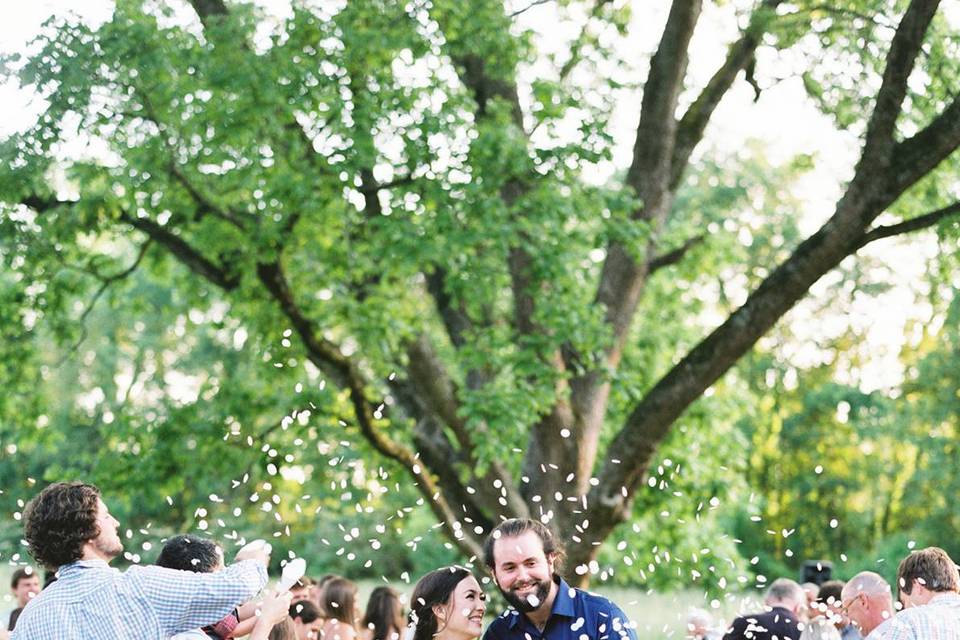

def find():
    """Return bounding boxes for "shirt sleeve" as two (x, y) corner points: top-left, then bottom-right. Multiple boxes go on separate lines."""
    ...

(130, 560), (267, 636)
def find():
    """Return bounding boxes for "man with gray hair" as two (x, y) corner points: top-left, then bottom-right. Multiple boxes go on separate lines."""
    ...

(839, 573), (894, 638)
(722, 578), (805, 640)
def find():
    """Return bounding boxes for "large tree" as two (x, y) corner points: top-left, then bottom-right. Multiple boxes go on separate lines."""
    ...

(2, 0), (959, 580)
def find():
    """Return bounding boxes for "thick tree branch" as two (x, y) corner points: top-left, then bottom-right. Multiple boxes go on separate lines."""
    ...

(670, 0), (784, 190)
(884, 94), (960, 202)
(851, 0), (941, 180)
(255, 261), (484, 560)
(857, 201), (960, 248)
(23, 196), (242, 292)
(572, 0), (945, 569)
(188, 0), (229, 26)
(564, 0), (705, 492)
(593, 0), (704, 359)
(406, 335), (528, 519)
(121, 213), (241, 290)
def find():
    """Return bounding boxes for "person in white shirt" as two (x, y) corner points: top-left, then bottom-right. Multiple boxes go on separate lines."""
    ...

(12, 481), (269, 640)
(882, 546), (960, 640)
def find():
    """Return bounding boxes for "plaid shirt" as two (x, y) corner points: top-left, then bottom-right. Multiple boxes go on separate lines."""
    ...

(11, 559), (266, 640)
(870, 593), (960, 640)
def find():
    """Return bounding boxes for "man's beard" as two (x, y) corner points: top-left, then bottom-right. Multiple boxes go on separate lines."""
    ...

(499, 578), (552, 613)
(94, 537), (124, 560)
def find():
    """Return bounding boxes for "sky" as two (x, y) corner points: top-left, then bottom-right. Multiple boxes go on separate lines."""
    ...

(0, 0), (950, 392)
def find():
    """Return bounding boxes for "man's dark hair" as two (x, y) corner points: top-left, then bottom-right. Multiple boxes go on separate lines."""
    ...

(156, 534), (222, 574)
(10, 567), (37, 590)
(290, 600), (322, 624)
(897, 546), (960, 596)
(482, 518), (566, 572)
(409, 567), (473, 640)
(816, 580), (845, 605)
(23, 482), (102, 569)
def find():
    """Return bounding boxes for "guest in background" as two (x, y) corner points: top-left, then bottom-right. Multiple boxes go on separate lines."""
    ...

(816, 581), (860, 640)
(722, 578), (804, 640)
(4, 568), (40, 631)
(291, 600), (323, 640)
(321, 577), (360, 640)
(361, 586), (404, 640)
(840, 573), (894, 639)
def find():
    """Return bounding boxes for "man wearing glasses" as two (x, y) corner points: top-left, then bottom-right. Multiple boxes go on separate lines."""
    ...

(839, 573), (895, 639)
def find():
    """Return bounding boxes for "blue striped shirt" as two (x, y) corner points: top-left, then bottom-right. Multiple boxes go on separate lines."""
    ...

(11, 559), (266, 640)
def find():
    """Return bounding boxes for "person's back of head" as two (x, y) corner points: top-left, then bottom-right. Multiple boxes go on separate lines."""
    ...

(814, 580), (845, 623)
(816, 581), (844, 606)
(323, 577), (358, 626)
(270, 617), (298, 640)
(23, 482), (102, 569)
(291, 600), (322, 624)
(156, 534), (224, 573)
(896, 546), (960, 607)
(685, 608), (714, 638)
(362, 586), (404, 640)
(765, 578), (805, 614)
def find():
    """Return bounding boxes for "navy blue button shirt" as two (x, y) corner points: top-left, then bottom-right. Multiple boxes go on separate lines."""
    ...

(482, 578), (638, 640)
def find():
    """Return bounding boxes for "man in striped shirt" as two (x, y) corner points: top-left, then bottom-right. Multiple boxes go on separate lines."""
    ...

(881, 546), (960, 640)
(11, 481), (269, 640)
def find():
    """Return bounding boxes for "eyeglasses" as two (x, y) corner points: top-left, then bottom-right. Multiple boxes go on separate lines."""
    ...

(839, 593), (863, 615)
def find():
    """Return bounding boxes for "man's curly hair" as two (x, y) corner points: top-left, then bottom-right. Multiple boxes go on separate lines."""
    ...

(24, 482), (102, 569)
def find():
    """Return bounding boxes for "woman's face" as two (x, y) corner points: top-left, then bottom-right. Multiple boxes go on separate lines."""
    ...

(437, 576), (486, 640)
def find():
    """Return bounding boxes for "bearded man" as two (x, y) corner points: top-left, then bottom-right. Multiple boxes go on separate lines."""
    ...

(481, 518), (637, 640)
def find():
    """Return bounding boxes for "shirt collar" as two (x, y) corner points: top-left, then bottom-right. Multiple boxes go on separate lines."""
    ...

(56, 559), (115, 577)
(930, 592), (960, 604)
(507, 576), (576, 630)
(552, 577), (576, 618)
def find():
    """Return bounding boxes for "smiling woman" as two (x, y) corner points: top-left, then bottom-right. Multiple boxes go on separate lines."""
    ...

(408, 568), (487, 640)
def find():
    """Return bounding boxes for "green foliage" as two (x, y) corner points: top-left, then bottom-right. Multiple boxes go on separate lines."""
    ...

(1, 0), (958, 593)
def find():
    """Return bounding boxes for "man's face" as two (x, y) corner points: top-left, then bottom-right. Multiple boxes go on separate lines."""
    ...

(293, 617), (323, 640)
(13, 575), (40, 607)
(91, 498), (123, 560)
(491, 531), (555, 613)
(898, 581), (926, 609)
(291, 586), (312, 602)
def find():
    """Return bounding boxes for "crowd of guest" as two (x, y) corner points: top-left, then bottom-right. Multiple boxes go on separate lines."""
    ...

(4, 481), (960, 639)
(688, 545), (960, 640)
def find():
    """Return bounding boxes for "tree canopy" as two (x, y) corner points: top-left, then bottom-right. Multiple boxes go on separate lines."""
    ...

(1, 0), (959, 586)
